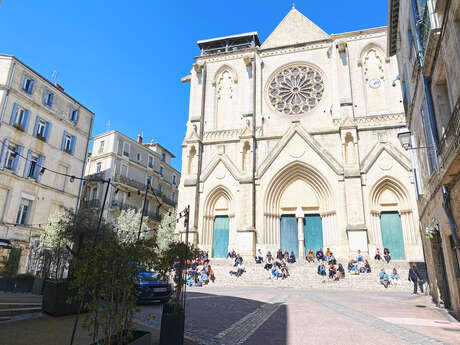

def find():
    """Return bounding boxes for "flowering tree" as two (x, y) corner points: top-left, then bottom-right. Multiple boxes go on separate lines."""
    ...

(156, 211), (177, 252)
(113, 208), (150, 244)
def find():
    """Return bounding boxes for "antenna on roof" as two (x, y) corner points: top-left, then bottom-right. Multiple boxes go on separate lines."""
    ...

(51, 70), (58, 83)
(106, 120), (111, 131)
(292, 3), (295, 9)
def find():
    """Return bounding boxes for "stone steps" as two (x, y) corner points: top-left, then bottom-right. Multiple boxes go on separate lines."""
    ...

(205, 258), (414, 291)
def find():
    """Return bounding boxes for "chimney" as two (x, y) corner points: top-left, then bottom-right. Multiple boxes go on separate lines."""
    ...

(54, 83), (65, 92)
(137, 134), (143, 144)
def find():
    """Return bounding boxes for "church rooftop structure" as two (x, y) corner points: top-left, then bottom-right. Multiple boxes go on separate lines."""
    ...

(197, 31), (260, 56)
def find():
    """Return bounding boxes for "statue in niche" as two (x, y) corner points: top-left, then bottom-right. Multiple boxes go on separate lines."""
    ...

(242, 141), (250, 172)
(345, 132), (356, 165)
(215, 70), (234, 129)
(188, 146), (196, 174)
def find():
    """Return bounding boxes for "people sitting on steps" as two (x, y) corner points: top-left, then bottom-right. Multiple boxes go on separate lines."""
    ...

(316, 248), (324, 262)
(374, 248), (382, 261)
(359, 259), (371, 274)
(390, 268), (401, 287)
(337, 263), (345, 280)
(272, 264), (281, 279)
(275, 254), (284, 268)
(328, 263), (337, 279)
(379, 268), (390, 288)
(317, 262), (326, 276)
(384, 248), (391, 263)
(255, 249), (264, 264)
(327, 252), (337, 265)
(306, 249), (315, 263)
(283, 250), (289, 261)
(227, 249), (236, 259)
(408, 263), (424, 295)
(229, 258), (245, 278)
(234, 254), (242, 267)
(325, 247), (332, 258)
(355, 249), (364, 263)
(348, 260), (359, 275)
(264, 252), (274, 279)
(288, 251), (296, 264)
(281, 263), (290, 280)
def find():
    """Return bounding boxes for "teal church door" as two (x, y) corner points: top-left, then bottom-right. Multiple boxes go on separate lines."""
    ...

(380, 211), (405, 260)
(280, 215), (298, 255)
(304, 214), (323, 255)
(212, 216), (229, 258)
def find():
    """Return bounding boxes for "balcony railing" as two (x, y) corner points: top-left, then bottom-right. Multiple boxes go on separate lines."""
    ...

(161, 195), (177, 207)
(437, 96), (460, 184)
(419, 3), (431, 56)
(114, 174), (146, 190)
(111, 200), (138, 212)
(145, 211), (162, 222)
(86, 171), (105, 182)
(84, 199), (100, 208)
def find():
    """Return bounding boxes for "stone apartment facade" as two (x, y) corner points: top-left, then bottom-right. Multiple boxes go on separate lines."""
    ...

(177, 7), (424, 263)
(388, 0), (460, 317)
(83, 131), (179, 227)
(0, 55), (94, 273)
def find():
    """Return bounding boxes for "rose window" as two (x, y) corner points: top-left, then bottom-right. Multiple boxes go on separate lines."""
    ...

(268, 64), (324, 115)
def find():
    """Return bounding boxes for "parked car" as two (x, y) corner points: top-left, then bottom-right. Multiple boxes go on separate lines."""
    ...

(135, 270), (172, 303)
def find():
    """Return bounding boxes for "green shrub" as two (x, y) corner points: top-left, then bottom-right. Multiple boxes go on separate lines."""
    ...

(15, 273), (36, 280)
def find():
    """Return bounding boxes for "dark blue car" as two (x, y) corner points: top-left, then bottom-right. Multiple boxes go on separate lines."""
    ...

(135, 271), (172, 303)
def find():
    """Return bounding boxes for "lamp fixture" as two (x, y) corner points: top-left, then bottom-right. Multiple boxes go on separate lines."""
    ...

(69, 176), (75, 183)
(397, 128), (434, 151)
(39, 167), (46, 175)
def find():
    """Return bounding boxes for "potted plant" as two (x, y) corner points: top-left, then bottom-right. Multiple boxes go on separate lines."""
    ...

(154, 241), (200, 345)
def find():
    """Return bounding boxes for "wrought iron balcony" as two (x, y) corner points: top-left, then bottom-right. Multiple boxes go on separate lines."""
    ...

(145, 211), (162, 222)
(111, 200), (138, 212)
(437, 96), (460, 185)
(161, 195), (177, 207)
(84, 199), (100, 208)
(86, 171), (106, 182)
(419, 2), (441, 75)
(114, 174), (146, 191)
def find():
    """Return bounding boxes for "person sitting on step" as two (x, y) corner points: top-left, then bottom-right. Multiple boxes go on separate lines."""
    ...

(317, 263), (326, 276)
(374, 248), (382, 261)
(355, 249), (364, 263)
(276, 249), (283, 259)
(229, 258), (245, 278)
(288, 251), (296, 264)
(363, 259), (371, 273)
(327, 252), (337, 265)
(349, 261), (359, 275)
(384, 248), (391, 263)
(390, 268), (401, 287)
(337, 263), (345, 279)
(255, 249), (264, 264)
(325, 247), (332, 258)
(227, 249), (236, 259)
(306, 249), (315, 263)
(186, 271), (194, 287)
(281, 263), (290, 279)
(283, 250), (289, 261)
(264, 253), (274, 278)
(200, 270), (209, 285)
(234, 254), (241, 267)
(328, 263), (337, 279)
(272, 264), (281, 279)
(316, 248), (324, 262)
(275, 255), (284, 268)
(379, 268), (390, 288)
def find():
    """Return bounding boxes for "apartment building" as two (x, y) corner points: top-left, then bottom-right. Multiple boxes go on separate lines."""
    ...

(83, 131), (180, 227)
(0, 55), (94, 272)
(388, 0), (460, 317)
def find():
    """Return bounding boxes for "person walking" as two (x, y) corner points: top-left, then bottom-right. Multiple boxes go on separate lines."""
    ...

(408, 263), (424, 295)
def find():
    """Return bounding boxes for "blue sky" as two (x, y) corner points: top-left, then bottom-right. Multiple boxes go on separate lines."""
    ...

(0, 1), (388, 171)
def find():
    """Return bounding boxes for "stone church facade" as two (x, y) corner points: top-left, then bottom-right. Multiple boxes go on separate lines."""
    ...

(177, 7), (424, 261)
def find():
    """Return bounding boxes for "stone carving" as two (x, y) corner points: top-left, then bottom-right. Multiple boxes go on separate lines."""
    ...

(268, 64), (324, 115)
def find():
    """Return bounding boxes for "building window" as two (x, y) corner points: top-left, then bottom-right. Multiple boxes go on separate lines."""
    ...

(91, 187), (98, 201)
(146, 176), (152, 186)
(123, 142), (130, 157)
(96, 162), (102, 173)
(16, 199), (31, 225)
(61, 131), (76, 155)
(148, 156), (154, 169)
(161, 152), (166, 162)
(70, 109), (79, 123)
(43, 92), (54, 107)
(32, 116), (51, 142)
(10, 104), (30, 132)
(137, 152), (141, 162)
(28, 155), (38, 178)
(120, 164), (128, 177)
(37, 120), (46, 137)
(172, 192), (175, 201)
(172, 175), (176, 185)
(64, 135), (72, 151)
(5, 144), (18, 170)
(98, 141), (105, 153)
(160, 166), (163, 176)
(157, 184), (162, 193)
(22, 76), (34, 94)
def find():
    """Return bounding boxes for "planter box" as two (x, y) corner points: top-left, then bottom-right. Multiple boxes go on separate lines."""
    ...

(160, 309), (185, 345)
(32, 278), (45, 295)
(42, 280), (80, 316)
(91, 330), (151, 345)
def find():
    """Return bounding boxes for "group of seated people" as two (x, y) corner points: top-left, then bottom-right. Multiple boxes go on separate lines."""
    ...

(255, 249), (296, 264)
(379, 268), (401, 288)
(317, 262), (345, 280)
(306, 247), (337, 264)
(263, 250), (291, 280)
(186, 256), (215, 287)
(374, 248), (392, 263)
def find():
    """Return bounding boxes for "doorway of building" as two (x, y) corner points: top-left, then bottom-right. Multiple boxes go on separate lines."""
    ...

(380, 211), (405, 259)
(212, 216), (229, 258)
(431, 234), (451, 309)
(304, 214), (323, 255)
(280, 215), (298, 256)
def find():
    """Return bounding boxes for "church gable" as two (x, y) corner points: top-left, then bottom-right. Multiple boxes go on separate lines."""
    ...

(257, 124), (343, 178)
(361, 142), (411, 174)
(201, 154), (240, 183)
(261, 7), (329, 50)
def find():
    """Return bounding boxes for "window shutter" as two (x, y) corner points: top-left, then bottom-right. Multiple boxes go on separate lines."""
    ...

(0, 138), (9, 169)
(9, 103), (18, 125)
(23, 149), (32, 177)
(61, 130), (67, 150)
(33, 116), (40, 136)
(36, 156), (45, 182)
(70, 136), (76, 155)
(22, 75), (27, 90)
(69, 106), (73, 120)
(49, 93), (53, 106)
(13, 145), (24, 173)
(44, 122), (51, 142)
(73, 110), (79, 124)
(43, 93), (47, 105)
(22, 110), (30, 132)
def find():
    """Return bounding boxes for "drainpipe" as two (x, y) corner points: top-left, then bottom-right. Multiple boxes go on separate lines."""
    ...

(194, 63), (207, 232)
(76, 116), (93, 211)
(0, 61), (16, 125)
